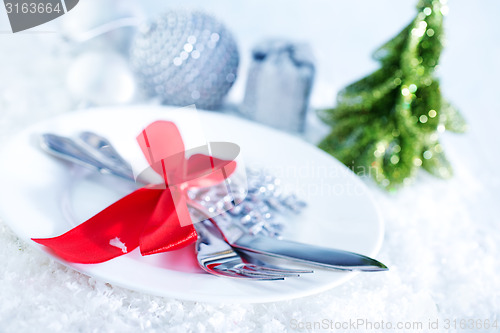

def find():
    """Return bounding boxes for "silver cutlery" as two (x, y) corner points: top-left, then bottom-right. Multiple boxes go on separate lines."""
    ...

(39, 133), (136, 182)
(39, 131), (388, 273)
(192, 216), (310, 280)
(210, 218), (387, 271)
(78, 131), (133, 171)
(39, 132), (312, 280)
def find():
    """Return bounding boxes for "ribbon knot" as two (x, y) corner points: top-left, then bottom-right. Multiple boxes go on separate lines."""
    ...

(33, 121), (238, 264)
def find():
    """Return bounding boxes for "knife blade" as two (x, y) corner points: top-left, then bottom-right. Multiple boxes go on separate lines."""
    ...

(211, 219), (388, 272)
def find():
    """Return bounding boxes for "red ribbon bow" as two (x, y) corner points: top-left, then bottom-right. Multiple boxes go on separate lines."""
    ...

(33, 121), (237, 264)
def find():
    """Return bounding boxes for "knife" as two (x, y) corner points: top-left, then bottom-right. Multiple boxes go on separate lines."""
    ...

(205, 215), (388, 272)
(39, 131), (388, 272)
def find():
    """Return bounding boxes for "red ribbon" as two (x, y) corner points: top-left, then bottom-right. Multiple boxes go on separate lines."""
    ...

(32, 121), (237, 264)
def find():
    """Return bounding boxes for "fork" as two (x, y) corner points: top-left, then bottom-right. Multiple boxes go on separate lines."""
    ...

(193, 219), (296, 280)
(40, 132), (312, 280)
(188, 200), (311, 280)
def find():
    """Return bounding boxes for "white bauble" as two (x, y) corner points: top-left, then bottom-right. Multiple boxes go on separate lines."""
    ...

(67, 52), (136, 106)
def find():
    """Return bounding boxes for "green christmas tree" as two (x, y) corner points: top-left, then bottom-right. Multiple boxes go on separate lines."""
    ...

(318, 0), (466, 189)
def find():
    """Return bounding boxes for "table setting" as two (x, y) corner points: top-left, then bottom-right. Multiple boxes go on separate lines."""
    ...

(1, 106), (386, 303)
(0, 0), (499, 332)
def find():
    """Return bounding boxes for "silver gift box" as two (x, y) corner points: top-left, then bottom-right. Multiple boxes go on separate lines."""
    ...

(242, 39), (315, 133)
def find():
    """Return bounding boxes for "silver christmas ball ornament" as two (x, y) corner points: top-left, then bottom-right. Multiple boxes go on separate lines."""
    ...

(130, 10), (239, 110)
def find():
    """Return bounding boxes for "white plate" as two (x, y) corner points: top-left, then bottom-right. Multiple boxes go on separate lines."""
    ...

(0, 106), (384, 303)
